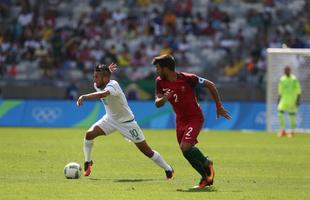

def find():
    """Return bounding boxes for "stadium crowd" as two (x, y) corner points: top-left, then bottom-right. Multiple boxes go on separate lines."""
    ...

(0, 0), (309, 86)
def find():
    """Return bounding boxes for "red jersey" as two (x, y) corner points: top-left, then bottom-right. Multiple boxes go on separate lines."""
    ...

(156, 72), (204, 121)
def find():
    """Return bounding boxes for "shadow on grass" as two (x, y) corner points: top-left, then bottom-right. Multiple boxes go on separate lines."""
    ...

(88, 178), (112, 181)
(87, 178), (161, 183)
(176, 186), (217, 193)
(113, 178), (157, 183)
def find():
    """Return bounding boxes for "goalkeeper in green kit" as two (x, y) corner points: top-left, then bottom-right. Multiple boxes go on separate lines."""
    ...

(277, 66), (301, 138)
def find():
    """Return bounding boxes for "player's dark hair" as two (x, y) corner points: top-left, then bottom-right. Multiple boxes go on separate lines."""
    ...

(152, 54), (175, 71)
(94, 64), (111, 75)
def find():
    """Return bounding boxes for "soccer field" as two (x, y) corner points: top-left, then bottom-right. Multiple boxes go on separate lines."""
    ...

(1, 128), (309, 200)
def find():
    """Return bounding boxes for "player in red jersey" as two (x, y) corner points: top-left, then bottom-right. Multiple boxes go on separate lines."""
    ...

(152, 54), (231, 189)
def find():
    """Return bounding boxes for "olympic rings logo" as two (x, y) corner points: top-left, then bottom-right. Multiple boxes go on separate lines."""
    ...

(255, 111), (266, 124)
(32, 106), (63, 123)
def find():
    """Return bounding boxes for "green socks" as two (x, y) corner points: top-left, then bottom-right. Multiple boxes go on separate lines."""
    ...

(289, 113), (296, 129)
(278, 111), (285, 129)
(278, 111), (296, 130)
(183, 147), (211, 178)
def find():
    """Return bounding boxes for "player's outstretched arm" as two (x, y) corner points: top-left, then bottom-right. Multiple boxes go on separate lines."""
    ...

(204, 79), (231, 120)
(76, 90), (110, 106)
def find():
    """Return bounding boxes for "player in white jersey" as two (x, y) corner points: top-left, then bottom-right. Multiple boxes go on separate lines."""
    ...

(76, 63), (174, 179)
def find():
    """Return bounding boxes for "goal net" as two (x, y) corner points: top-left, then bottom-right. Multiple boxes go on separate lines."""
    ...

(267, 48), (310, 132)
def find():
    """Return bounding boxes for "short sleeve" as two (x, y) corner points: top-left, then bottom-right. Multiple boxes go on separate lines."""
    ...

(183, 72), (207, 87)
(105, 82), (119, 96)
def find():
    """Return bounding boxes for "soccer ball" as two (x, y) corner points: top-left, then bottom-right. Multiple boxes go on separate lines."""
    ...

(64, 162), (82, 179)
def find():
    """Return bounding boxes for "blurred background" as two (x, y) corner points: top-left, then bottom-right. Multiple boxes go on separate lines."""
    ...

(0, 0), (309, 130)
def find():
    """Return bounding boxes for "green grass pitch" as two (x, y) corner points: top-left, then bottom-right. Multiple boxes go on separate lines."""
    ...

(0, 127), (309, 200)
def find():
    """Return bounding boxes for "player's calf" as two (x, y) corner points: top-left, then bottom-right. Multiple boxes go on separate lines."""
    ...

(206, 161), (215, 186)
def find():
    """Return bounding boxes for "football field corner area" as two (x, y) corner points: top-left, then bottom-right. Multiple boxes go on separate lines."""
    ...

(0, 127), (310, 200)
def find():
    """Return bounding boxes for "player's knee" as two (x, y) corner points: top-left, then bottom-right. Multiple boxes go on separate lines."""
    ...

(180, 146), (189, 152)
(180, 143), (192, 152)
(85, 131), (95, 140)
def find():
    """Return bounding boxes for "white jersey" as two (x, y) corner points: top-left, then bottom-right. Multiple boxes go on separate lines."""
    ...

(94, 80), (134, 123)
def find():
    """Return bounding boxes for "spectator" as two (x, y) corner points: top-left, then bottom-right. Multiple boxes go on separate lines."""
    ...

(17, 9), (33, 27)
(0, 0), (309, 92)
(65, 81), (78, 100)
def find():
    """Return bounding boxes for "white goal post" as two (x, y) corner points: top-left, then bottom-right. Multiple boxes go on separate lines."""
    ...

(267, 48), (310, 132)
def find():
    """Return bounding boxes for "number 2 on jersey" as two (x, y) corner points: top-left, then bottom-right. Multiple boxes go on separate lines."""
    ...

(173, 94), (178, 103)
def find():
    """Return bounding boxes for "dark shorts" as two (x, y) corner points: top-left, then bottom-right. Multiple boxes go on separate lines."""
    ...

(176, 118), (204, 145)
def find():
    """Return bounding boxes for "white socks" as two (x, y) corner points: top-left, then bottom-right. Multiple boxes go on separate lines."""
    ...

(83, 139), (94, 162)
(150, 150), (172, 171)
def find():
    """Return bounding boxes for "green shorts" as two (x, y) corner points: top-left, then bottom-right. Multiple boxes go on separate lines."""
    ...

(277, 100), (297, 113)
